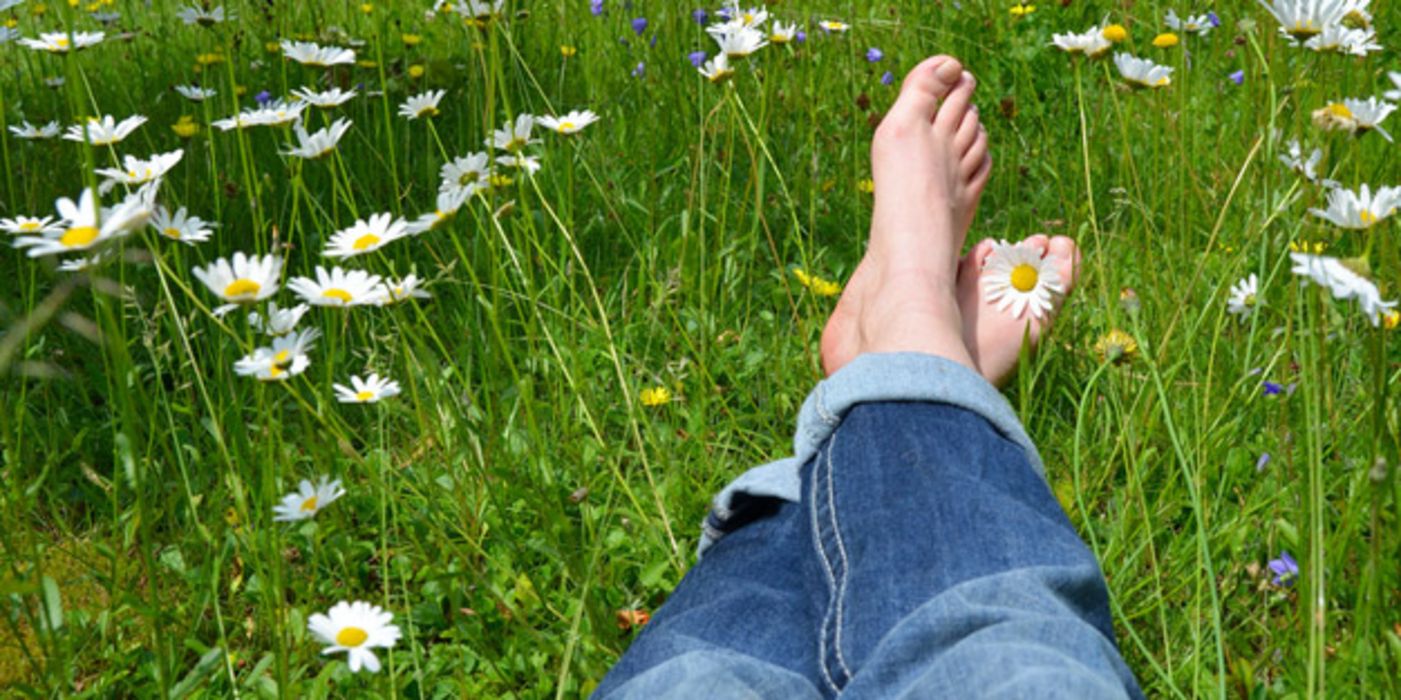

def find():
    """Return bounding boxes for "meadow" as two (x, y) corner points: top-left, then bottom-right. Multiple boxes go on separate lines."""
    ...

(1, 0), (1399, 696)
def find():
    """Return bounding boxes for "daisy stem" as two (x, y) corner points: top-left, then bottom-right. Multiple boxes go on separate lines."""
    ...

(0, 88), (14, 205)
(1072, 60), (1102, 269)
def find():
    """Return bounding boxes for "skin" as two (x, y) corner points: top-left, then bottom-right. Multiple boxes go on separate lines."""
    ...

(818, 55), (1080, 387)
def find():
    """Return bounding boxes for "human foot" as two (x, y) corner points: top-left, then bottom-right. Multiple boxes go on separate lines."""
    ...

(955, 235), (1080, 387)
(820, 56), (991, 375)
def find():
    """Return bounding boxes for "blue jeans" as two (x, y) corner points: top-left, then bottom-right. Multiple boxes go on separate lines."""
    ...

(595, 354), (1143, 698)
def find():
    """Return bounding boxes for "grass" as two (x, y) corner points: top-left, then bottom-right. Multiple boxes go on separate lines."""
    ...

(1, 0), (1399, 696)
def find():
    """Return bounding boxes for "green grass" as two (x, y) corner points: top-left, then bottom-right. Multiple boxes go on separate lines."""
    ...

(1, 0), (1399, 696)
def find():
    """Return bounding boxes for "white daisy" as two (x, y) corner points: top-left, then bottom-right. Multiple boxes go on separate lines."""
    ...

(57, 252), (111, 272)
(8, 120), (61, 139)
(455, 0), (504, 20)
(398, 90), (445, 120)
(272, 475), (345, 521)
(1384, 71), (1401, 103)
(13, 185), (154, 257)
(495, 153), (542, 176)
(406, 188), (471, 235)
(1, 215), (62, 236)
(1164, 9), (1213, 35)
(175, 85), (217, 102)
(711, 26), (768, 58)
(307, 601), (401, 674)
(1308, 184), (1398, 229)
(1338, 97), (1394, 141)
(1257, 0), (1348, 42)
(334, 373), (402, 403)
(817, 20), (849, 32)
(1303, 24), (1380, 55)
(281, 39), (355, 67)
(1114, 53), (1172, 88)
(191, 252), (282, 315)
(1052, 27), (1111, 58)
(439, 152), (492, 197)
(487, 114), (537, 152)
(324, 213), (409, 258)
(0, 27), (17, 44)
(95, 149), (183, 195)
(149, 205), (215, 245)
(981, 242), (1066, 320)
(1289, 252), (1397, 325)
(288, 266), (385, 307)
(234, 328), (319, 381)
(291, 86), (358, 108)
(284, 118), (352, 160)
(698, 53), (735, 83)
(175, 5), (229, 26)
(1227, 273), (1260, 319)
(769, 21), (798, 44)
(19, 31), (104, 53)
(729, 3), (769, 28)
(1278, 139), (1328, 184)
(376, 274), (432, 304)
(63, 114), (147, 146)
(248, 302), (310, 336)
(537, 110), (599, 135)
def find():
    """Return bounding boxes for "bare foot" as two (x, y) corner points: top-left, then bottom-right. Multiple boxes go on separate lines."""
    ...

(956, 235), (1080, 387)
(821, 56), (990, 375)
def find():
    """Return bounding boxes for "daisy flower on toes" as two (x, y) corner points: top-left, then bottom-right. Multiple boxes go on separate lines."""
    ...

(272, 475), (345, 521)
(956, 235), (1080, 387)
(308, 601), (401, 673)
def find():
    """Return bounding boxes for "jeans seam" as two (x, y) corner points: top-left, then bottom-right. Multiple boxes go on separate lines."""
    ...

(825, 428), (854, 682)
(809, 439), (842, 695)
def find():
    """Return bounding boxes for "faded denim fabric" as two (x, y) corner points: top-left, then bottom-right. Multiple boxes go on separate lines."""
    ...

(594, 354), (1142, 699)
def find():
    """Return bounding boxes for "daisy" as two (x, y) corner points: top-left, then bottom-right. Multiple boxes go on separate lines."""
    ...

(376, 274), (432, 304)
(284, 118), (352, 160)
(288, 266), (384, 307)
(487, 114), (537, 152)
(1304, 24), (1380, 55)
(1258, 0), (1348, 42)
(1227, 273), (1260, 319)
(307, 601), (401, 674)
(817, 20), (849, 32)
(1, 215), (62, 236)
(1052, 27), (1111, 58)
(248, 302), (310, 336)
(148, 205), (214, 245)
(281, 39), (355, 67)
(406, 188), (471, 235)
(1279, 139), (1328, 184)
(537, 110), (599, 135)
(175, 5), (229, 26)
(769, 21), (798, 44)
(1114, 53), (1172, 89)
(234, 328), (319, 380)
(1337, 97), (1394, 141)
(291, 86), (358, 108)
(0, 27), (17, 44)
(272, 475), (345, 521)
(63, 114), (147, 146)
(455, 0), (504, 21)
(981, 242), (1066, 320)
(440, 152), (492, 197)
(8, 120), (61, 139)
(191, 252), (282, 315)
(698, 53), (735, 83)
(175, 85), (216, 101)
(1289, 252), (1397, 325)
(334, 373), (402, 403)
(13, 186), (154, 257)
(711, 26), (768, 58)
(1384, 71), (1401, 102)
(398, 90), (445, 120)
(1164, 9), (1213, 35)
(495, 153), (542, 176)
(95, 149), (183, 194)
(19, 31), (104, 52)
(324, 213), (409, 258)
(57, 253), (111, 272)
(1308, 184), (1398, 229)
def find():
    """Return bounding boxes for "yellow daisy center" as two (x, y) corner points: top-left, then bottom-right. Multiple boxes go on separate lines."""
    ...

(60, 226), (100, 248)
(300, 496), (319, 511)
(322, 288), (353, 304)
(559, 121), (576, 132)
(272, 349), (292, 367)
(1360, 210), (1376, 226)
(1290, 20), (1320, 37)
(1010, 263), (1039, 293)
(352, 233), (381, 250)
(355, 390), (375, 401)
(55, 37), (70, 48)
(163, 227), (182, 239)
(336, 626), (369, 647)
(19, 221), (40, 232)
(224, 278), (261, 298)
(268, 365), (285, 378)
(743, 12), (754, 23)
(459, 172), (479, 185)
(1327, 103), (1353, 119)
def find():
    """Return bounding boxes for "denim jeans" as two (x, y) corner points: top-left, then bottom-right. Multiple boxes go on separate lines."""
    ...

(594, 353), (1143, 698)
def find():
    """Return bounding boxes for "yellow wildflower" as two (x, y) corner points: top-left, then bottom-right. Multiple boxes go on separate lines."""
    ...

(172, 116), (200, 139)
(1095, 329), (1138, 364)
(402, 33), (422, 46)
(408, 64), (425, 78)
(857, 178), (875, 194)
(1009, 3), (1035, 17)
(560, 45), (577, 57)
(1383, 310), (1399, 330)
(360, 3), (373, 14)
(640, 386), (672, 407)
(1103, 24), (1128, 42)
(1289, 239), (1328, 254)
(1152, 32), (1179, 47)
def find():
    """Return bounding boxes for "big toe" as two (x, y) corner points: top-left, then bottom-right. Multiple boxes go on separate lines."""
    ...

(887, 55), (964, 124)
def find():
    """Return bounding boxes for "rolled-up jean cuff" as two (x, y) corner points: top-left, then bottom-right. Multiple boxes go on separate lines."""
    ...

(698, 352), (1043, 557)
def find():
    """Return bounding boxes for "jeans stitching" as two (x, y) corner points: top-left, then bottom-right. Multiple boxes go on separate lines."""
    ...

(815, 382), (839, 426)
(825, 428), (854, 682)
(809, 440), (842, 695)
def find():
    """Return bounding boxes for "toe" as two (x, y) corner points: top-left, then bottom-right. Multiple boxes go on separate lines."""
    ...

(968, 238), (997, 269)
(933, 71), (977, 134)
(953, 109), (981, 156)
(968, 154), (991, 192)
(887, 55), (962, 125)
(961, 127), (988, 179)
(1023, 234), (1050, 256)
(1046, 235), (1080, 292)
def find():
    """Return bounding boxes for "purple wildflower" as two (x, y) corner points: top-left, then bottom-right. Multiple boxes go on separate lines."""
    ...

(795, 30), (806, 43)
(881, 71), (894, 86)
(632, 17), (648, 34)
(1255, 453), (1271, 472)
(1262, 381), (1284, 396)
(590, 0), (604, 16)
(692, 8), (708, 24)
(1207, 10), (1221, 27)
(1229, 70), (1244, 85)
(254, 90), (272, 105)
(1267, 551), (1298, 587)
(688, 50), (707, 67)
(715, 6), (732, 20)
(632, 61), (645, 77)
(865, 47), (884, 63)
